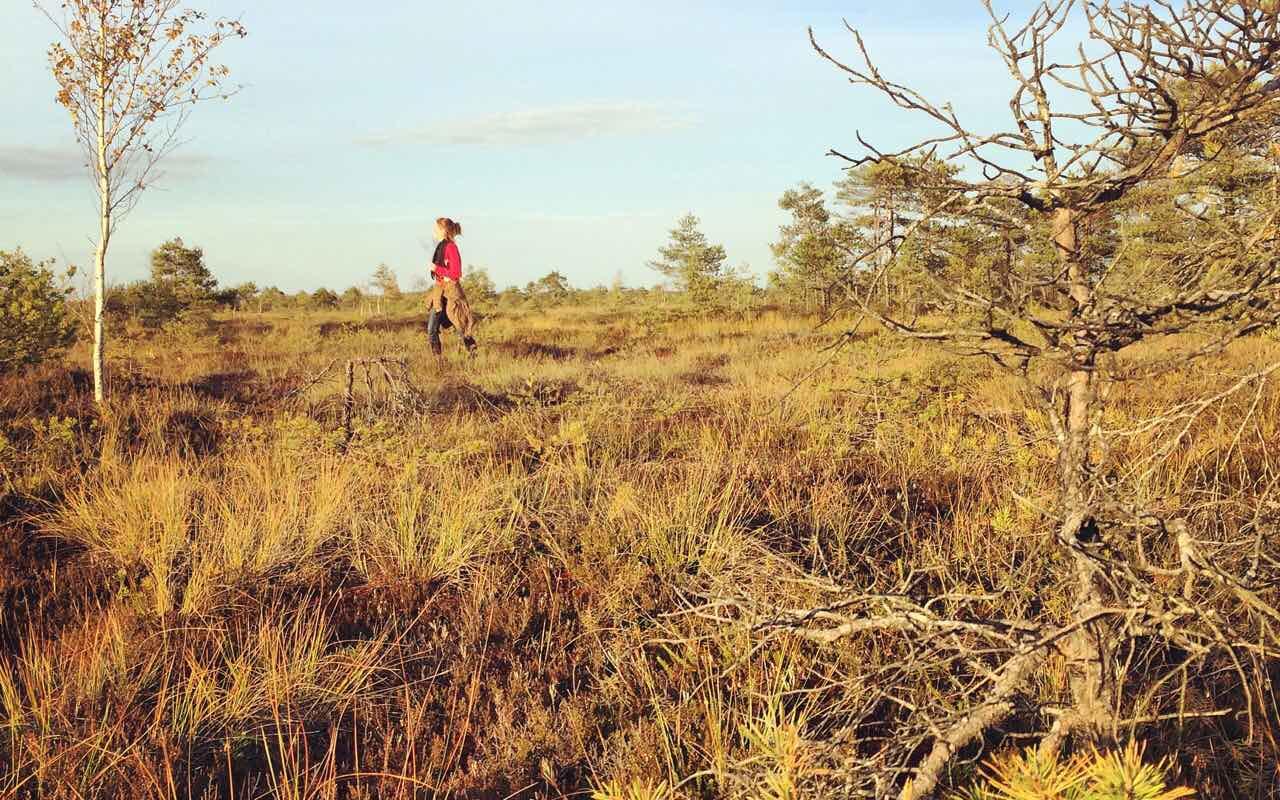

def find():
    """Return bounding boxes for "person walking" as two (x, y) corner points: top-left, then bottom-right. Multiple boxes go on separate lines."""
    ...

(426, 217), (477, 359)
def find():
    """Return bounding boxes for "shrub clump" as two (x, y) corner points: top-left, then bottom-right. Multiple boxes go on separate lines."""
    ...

(0, 248), (77, 374)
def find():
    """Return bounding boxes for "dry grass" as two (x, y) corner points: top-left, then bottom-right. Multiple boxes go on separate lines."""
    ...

(1, 303), (1277, 798)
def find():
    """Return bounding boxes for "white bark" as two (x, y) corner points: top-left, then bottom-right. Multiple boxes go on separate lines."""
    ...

(92, 215), (107, 404)
(93, 18), (109, 404)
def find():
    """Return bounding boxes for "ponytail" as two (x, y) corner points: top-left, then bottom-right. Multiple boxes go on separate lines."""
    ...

(436, 217), (463, 240)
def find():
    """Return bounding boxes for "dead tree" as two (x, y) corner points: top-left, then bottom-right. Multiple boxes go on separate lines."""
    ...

(717, 2), (1280, 797)
(279, 355), (431, 451)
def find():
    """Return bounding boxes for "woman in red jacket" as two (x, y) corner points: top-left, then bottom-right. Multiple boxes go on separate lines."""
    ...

(427, 217), (477, 357)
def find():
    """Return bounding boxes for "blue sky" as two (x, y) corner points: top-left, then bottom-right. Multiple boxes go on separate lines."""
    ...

(1, 1), (1038, 293)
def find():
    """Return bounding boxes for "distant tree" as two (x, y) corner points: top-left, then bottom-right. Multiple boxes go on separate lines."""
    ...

(310, 288), (339, 309)
(101, 237), (219, 329)
(770, 183), (858, 313)
(212, 287), (235, 309)
(371, 263), (401, 298)
(537, 272), (568, 300)
(834, 156), (965, 312)
(715, 262), (764, 317)
(371, 263), (400, 314)
(340, 286), (363, 309)
(150, 238), (216, 306)
(258, 286), (287, 312)
(237, 282), (258, 310)
(100, 238), (215, 331)
(462, 266), (497, 303)
(497, 286), (525, 306)
(529, 270), (571, 301)
(214, 281), (257, 311)
(649, 213), (727, 301)
(39, 0), (246, 402)
(107, 279), (182, 330)
(0, 248), (77, 373)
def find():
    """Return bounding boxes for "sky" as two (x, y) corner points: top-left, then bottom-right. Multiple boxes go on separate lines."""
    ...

(0, 1), (1046, 293)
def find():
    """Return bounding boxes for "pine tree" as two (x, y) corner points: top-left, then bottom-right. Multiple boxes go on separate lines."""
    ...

(649, 213), (728, 301)
(770, 183), (860, 313)
(150, 238), (216, 307)
(834, 156), (962, 313)
(371, 263), (401, 298)
(310, 288), (339, 309)
(370, 263), (400, 315)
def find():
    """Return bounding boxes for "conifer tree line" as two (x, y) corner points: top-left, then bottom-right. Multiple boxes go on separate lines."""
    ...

(770, 133), (1280, 320)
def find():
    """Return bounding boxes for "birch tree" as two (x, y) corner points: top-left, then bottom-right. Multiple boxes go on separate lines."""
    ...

(38, 0), (246, 402)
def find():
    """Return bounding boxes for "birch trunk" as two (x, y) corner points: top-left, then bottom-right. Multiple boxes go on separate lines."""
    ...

(92, 247), (107, 401)
(92, 18), (109, 404)
(93, 155), (109, 404)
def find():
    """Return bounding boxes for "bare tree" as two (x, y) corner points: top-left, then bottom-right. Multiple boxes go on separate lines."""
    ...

(713, 2), (1280, 797)
(38, 0), (246, 403)
(371, 263), (401, 316)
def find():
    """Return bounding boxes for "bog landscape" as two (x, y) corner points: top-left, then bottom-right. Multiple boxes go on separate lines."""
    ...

(3, 2), (1280, 799)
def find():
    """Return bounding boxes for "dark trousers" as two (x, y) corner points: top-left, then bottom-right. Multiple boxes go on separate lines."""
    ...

(427, 301), (475, 355)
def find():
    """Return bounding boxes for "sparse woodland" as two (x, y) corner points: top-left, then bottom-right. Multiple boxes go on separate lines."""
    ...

(4, 1), (1280, 799)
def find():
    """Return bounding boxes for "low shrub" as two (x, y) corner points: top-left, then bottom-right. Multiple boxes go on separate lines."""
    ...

(0, 248), (77, 373)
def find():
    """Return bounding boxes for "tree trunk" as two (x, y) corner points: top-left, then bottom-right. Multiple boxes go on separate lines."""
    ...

(888, 189), (898, 312)
(1050, 207), (1115, 748)
(903, 649), (1047, 800)
(93, 22), (110, 405)
(92, 219), (108, 404)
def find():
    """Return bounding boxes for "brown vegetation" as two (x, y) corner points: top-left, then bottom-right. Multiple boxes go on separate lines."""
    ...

(2, 304), (1278, 798)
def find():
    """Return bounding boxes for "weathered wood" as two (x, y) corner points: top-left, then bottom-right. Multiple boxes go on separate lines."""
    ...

(342, 360), (355, 448)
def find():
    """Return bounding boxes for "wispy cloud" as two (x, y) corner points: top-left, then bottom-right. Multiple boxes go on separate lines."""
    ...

(358, 210), (663, 225)
(357, 101), (694, 147)
(512, 210), (663, 223)
(0, 146), (212, 183)
(0, 147), (89, 182)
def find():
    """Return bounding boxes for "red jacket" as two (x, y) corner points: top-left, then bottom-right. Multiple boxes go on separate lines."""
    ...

(432, 240), (462, 283)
